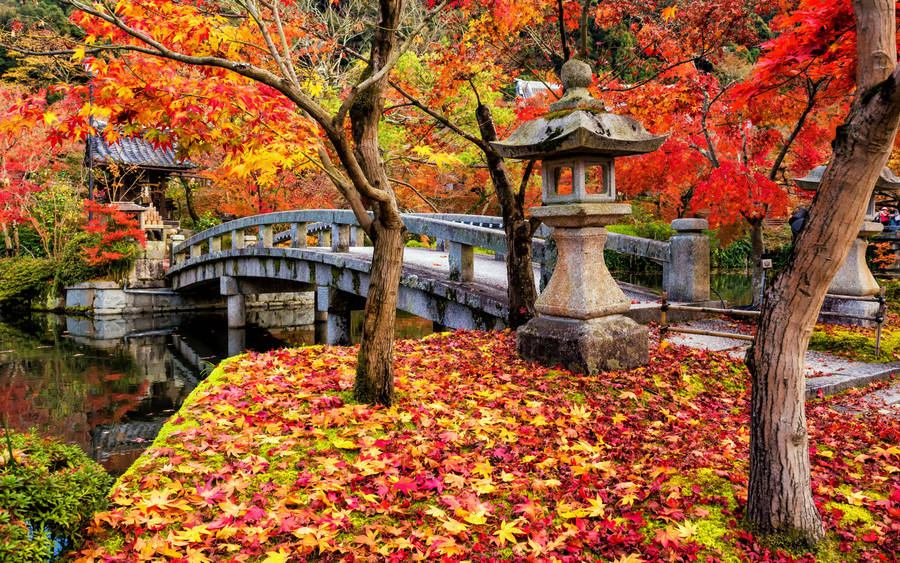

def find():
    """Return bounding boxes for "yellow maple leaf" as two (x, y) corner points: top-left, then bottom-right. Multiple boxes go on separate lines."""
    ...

(71, 47), (85, 61)
(494, 519), (524, 546)
(261, 548), (290, 563)
(461, 508), (488, 525)
(662, 5), (678, 22)
(587, 496), (607, 518)
(442, 518), (469, 534)
(676, 520), (698, 539)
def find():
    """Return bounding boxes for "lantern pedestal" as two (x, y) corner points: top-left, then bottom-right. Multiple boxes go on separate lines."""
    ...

(821, 221), (883, 327)
(516, 202), (649, 373)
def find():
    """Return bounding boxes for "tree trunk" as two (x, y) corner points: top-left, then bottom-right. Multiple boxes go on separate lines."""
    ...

(474, 104), (538, 328)
(354, 218), (405, 405)
(746, 0), (900, 545)
(183, 179), (200, 224)
(749, 218), (765, 306)
(349, 0), (405, 406)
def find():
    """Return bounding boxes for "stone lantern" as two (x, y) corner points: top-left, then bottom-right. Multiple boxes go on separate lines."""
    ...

(794, 165), (900, 326)
(492, 59), (666, 373)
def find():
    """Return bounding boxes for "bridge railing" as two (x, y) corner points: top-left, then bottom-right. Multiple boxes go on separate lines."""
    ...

(171, 210), (709, 301)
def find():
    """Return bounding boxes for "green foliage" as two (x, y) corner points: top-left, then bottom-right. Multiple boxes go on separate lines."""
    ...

(880, 279), (900, 313)
(710, 237), (751, 271)
(0, 430), (113, 561)
(0, 257), (53, 307)
(52, 232), (99, 292)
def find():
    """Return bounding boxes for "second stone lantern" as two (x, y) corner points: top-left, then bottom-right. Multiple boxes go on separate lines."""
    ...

(492, 59), (666, 373)
(795, 165), (900, 326)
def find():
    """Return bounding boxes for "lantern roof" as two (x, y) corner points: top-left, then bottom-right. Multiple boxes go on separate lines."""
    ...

(491, 59), (666, 160)
(795, 165), (900, 195)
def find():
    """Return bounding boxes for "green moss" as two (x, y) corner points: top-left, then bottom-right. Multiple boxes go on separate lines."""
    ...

(809, 328), (898, 363)
(824, 502), (874, 526)
(565, 391), (586, 404)
(101, 531), (125, 553)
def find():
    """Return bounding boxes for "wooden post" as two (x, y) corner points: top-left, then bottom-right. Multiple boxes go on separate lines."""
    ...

(660, 292), (668, 344)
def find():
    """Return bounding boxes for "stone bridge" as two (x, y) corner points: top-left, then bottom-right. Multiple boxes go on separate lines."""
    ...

(167, 210), (710, 343)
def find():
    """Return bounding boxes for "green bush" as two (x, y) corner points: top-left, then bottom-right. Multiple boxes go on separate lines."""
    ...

(52, 232), (99, 292)
(0, 257), (53, 307)
(0, 430), (113, 562)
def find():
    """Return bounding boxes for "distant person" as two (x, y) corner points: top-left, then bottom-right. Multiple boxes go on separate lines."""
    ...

(879, 207), (892, 226)
(789, 208), (808, 240)
(891, 209), (900, 227)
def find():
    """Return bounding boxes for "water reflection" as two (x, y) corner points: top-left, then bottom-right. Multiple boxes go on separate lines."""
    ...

(0, 308), (433, 475)
(613, 271), (754, 306)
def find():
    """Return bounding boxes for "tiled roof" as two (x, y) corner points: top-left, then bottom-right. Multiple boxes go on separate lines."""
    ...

(87, 123), (196, 170)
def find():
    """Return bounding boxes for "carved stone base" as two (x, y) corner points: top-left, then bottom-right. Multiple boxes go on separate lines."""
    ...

(516, 314), (649, 374)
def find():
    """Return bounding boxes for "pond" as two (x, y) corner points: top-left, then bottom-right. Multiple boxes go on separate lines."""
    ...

(0, 310), (434, 475)
(614, 271), (755, 306)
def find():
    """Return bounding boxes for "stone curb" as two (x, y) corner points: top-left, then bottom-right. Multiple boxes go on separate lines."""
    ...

(805, 363), (900, 400)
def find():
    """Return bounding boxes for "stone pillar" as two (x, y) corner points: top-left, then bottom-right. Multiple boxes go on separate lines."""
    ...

(226, 294), (246, 328)
(290, 222), (308, 248)
(316, 285), (351, 345)
(517, 203), (648, 373)
(169, 234), (184, 265)
(331, 224), (350, 252)
(191, 244), (202, 259)
(227, 328), (246, 357)
(664, 218), (710, 303)
(448, 242), (474, 282)
(210, 236), (222, 253)
(350, 227), (366, 247)
(318, 229), (332, 247)
(231, 230), (244, 250)
(259, 225), (273, 247)
(221, 276), (246, 328)
(821, 221), (883, 327)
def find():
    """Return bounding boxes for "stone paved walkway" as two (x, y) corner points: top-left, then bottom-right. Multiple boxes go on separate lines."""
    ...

(666, 318), (900, 401)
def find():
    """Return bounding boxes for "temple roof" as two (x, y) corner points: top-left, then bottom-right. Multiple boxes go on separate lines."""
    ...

(86, 123), (195, 171)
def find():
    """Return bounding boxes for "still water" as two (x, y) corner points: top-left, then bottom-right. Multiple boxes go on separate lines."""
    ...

(0, 310), (433, 475)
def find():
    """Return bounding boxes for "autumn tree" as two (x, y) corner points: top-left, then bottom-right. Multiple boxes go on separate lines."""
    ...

(745, 0), (900, 543)
(390, 1), (553, 328)
(55, 0), (446, 405)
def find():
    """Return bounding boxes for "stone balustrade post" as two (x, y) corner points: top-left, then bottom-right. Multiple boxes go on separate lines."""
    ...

(350, 227), (366, 247)
(190, 244), (202, 259)
(318, 229), (332, 247)
(290, 222), (308, 248)
(169, 234), (185, 265)
(449, 241), (474, 282)
(231, 230), (244, 250)
(332, 224), (350, 252)
(210, 236), (221, 253)
(663, 218), (710, 303)
(259, 224), (273, 247)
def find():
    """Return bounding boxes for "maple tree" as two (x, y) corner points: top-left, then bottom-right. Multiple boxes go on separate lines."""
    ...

(54, 0), (453, 406)
(743, 0), (900, 545)
(69, 330), (900, 560)
(0, 83), (84, 258)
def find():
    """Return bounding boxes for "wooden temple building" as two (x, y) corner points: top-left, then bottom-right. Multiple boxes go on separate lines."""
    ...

(85, 124), (197, 233)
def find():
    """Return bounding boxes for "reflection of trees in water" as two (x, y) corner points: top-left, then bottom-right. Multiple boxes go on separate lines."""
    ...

(0, 315), (189, 469)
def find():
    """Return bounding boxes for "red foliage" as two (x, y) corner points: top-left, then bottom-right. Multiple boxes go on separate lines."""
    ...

(82, 200), (146, 268)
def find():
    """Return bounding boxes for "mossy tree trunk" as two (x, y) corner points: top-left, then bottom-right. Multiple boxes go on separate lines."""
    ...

(746, 0), (900, 545)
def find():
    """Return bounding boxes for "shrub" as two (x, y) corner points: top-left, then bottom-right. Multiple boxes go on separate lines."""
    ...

(0, 429), (113, 562)
(82, 201), (145, 282)
(0, 257), (53, 307)
(51, 232), (98, 291)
